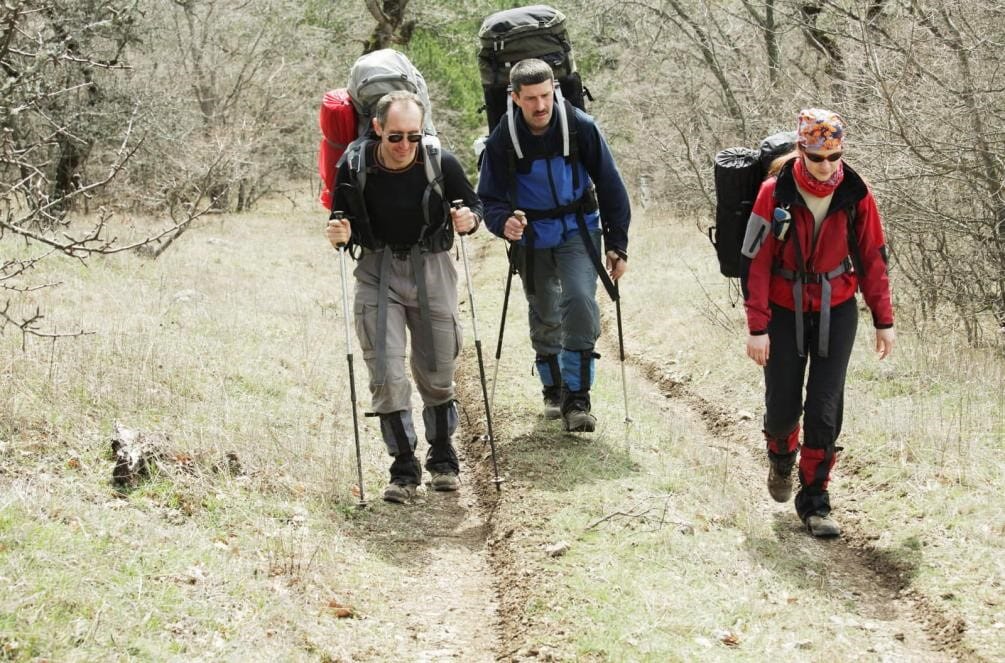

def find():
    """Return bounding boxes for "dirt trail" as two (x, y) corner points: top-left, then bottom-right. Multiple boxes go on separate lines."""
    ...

(349, 475), (498, 661)
(607, 324), (986, 663)
(454, 359), (566, 662)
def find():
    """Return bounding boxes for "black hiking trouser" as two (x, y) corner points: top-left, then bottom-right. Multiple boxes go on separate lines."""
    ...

(762, 298), (858, 520)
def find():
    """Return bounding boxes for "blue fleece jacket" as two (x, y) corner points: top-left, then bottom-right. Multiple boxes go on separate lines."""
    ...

(476, 104), (631, 256)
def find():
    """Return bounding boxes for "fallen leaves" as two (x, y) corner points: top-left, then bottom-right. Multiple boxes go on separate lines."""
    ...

(719, 631), (741, 647)
(713, 627), (741, 647)
(327, 600), (356, 619)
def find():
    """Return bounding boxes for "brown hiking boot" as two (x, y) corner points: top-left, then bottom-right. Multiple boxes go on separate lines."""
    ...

(382, 482), (417, 504)
(806, 514), (841, 538)
(767, 453), (796, 503)
(429, 471), (460, 492)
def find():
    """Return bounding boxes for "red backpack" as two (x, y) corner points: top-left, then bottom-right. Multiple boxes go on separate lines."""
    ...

(318, 88), (357, 209)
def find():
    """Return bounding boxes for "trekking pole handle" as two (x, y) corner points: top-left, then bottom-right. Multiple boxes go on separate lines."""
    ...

(451, 199), (473, 236)
(329, 210), (347, 249)
(509, 210), (527, 242)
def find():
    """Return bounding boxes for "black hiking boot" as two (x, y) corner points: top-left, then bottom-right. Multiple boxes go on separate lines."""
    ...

(562, 390), (596, 433)
(767, 452), (796, 503)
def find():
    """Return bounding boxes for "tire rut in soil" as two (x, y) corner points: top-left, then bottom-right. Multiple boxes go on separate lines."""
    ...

(599, 318), (985, 662)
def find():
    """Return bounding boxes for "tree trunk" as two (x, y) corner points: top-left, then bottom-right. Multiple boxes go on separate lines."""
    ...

(363, 0), (415, 54)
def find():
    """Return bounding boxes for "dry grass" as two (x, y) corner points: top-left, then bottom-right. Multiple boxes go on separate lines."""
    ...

(0, 196), (429, 660)
(1, 192), (1002, 660)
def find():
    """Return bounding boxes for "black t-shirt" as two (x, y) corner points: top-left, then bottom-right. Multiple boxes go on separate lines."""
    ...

(334, 142), (482, 246)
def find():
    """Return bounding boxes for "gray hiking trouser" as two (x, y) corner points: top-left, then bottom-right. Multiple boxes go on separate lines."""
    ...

(512, 228), (601, 368)
(353, 249), (462, 422)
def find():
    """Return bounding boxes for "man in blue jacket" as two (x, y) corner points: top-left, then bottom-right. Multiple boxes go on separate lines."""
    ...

(477, 58), (631, 432)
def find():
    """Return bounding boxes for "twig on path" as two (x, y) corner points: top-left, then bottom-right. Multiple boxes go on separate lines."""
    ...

(585, 506), (654, 530)
(584, 495), (695, 535)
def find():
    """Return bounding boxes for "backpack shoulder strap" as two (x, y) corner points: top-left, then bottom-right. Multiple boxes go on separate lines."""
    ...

(562, 97), (580, 190)
(506, 94), (524, 159)
(345, 137), (372, 194)
(421, 135), (444, 199)
(554, 86), (571, 158)
(420, 135), (448, 234)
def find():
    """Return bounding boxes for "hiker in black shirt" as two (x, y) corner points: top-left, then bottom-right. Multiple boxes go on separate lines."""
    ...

(326, 91), (482, 503)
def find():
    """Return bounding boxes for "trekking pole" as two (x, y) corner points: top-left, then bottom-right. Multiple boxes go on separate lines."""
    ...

(454, 200), (503, 491)
(330, 211), (366, 508)
(489, 210), (523, 412)
(615, 281), (632, 453)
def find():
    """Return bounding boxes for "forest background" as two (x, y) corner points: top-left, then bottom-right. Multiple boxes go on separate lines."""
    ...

(4, 0), (1003, 343)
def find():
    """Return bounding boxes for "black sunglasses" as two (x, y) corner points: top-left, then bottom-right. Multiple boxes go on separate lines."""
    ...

(804, 151), (843, 163)
(385, 132), (422, 144)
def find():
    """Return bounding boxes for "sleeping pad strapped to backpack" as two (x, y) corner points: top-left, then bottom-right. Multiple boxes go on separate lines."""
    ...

(710, 131), (797, 278)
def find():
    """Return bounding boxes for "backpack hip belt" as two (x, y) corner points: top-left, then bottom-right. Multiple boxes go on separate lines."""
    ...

(773, 256), (853, 358)
(359, 237), (450, 260)
(520, 188), (598, 222)
(519, 187), (606, 298)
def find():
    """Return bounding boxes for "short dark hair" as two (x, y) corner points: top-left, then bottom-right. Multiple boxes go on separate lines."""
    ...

(510, 59), (555, 94)
(374, 90), (425, 128)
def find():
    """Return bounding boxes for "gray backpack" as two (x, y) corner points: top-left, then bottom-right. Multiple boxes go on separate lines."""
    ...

(346, 48), (436, 138)
(340, 48), (442, 213)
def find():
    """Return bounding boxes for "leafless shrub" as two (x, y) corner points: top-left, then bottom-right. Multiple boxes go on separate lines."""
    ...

(0, 1), (197, 340)
(586, 0), (1004, 346)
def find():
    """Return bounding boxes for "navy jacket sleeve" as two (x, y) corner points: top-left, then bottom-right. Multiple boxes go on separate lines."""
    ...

(577, 110), (631, 256)
(476, 125), (513, 238)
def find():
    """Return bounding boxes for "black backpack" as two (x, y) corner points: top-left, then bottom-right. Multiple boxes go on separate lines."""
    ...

(477, 4), (590, 134)
(710, 131), (797, 278)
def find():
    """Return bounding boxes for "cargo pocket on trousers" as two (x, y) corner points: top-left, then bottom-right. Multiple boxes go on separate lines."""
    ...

(354, 303), (378, 360)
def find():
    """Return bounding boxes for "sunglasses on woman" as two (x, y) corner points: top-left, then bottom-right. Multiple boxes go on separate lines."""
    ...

(385, 132), (423, 144)
(803, 151), (843, 163)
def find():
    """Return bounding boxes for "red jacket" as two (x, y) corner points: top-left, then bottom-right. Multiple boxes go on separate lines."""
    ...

(741, 161), (894, 334)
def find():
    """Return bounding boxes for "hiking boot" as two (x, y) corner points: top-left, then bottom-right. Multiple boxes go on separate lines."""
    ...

(806, 513), (841, 538)
(564, 408), (596, 432)
(429, 470), (460, 492)
(767, 453), (796, 503)
(562, 390), (596, 433)
(542, 386), (562, 420)
(382, 482), (417, 504)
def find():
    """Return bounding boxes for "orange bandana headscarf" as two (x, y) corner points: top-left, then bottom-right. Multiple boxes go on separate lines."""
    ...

(796, 108), (845, 151)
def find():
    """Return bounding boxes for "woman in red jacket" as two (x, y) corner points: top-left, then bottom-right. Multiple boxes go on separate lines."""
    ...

(740, 109), (895, 537)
